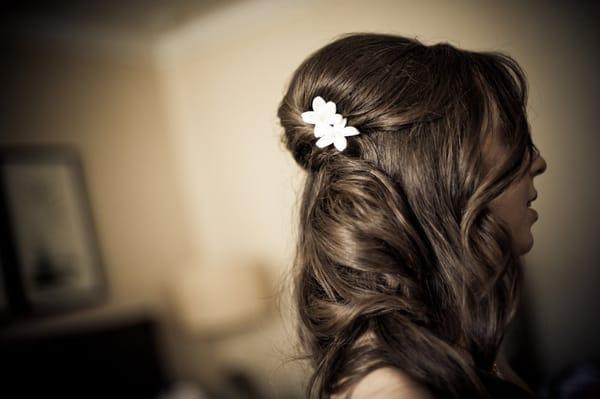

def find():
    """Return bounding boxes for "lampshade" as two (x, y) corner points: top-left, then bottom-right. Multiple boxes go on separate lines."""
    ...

(169, 260), (272, 335)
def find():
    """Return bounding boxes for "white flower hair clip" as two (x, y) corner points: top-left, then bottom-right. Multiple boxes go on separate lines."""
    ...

(301, 96), (360, 152)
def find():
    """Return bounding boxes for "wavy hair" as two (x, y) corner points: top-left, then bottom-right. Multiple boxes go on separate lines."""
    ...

(277, 33), (538, 398)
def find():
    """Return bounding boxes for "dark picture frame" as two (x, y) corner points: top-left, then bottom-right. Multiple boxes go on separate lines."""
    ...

(0, 145), (107, 320)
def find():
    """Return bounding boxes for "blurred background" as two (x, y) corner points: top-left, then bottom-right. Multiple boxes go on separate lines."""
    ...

(0, 1), (598, 398)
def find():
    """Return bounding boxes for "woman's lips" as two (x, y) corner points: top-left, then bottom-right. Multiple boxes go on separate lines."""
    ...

(528, 207), (538, 221)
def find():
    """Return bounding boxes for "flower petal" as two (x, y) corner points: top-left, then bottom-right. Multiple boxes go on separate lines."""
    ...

(333, 135), (348, 151)
(316, 135), (334, 148)
(316, 113), (331, 125)
(314, 123), (333, 138)
(313, 96), (326, 111)
(342, 126), (360, 136)
(324, 101), (336, 116)
(330, 113), (343, 126)
(301, 111), (317, 124)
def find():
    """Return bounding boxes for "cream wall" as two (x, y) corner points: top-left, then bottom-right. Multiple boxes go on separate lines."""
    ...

(0, 0), (598, 397)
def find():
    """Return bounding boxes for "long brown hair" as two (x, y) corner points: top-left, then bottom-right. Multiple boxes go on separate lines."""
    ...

(277, 33), (538, 398)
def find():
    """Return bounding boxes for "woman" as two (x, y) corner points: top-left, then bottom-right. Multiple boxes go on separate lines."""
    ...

(277, 33), (547, 398)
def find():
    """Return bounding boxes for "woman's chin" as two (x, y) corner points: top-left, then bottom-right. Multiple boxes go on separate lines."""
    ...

(515, 233), (534, 256)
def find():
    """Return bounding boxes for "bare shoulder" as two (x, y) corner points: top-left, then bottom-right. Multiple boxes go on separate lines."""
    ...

(330, 367), (436, 399)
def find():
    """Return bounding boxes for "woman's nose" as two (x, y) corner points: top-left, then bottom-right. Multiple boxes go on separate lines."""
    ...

(532, 153), (547, 177)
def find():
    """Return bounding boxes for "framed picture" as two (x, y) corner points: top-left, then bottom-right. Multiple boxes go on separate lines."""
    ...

(0, 145), (107, 318)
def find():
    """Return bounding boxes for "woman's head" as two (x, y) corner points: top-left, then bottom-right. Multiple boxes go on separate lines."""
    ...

(277, 33), (544, 398)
